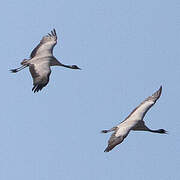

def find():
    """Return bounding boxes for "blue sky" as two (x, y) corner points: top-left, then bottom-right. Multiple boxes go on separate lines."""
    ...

(0, 0), (179, 179)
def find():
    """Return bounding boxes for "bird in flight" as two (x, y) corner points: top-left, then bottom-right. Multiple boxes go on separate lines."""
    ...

(102, 86), (167, 152)
(10, 29), (81, 93)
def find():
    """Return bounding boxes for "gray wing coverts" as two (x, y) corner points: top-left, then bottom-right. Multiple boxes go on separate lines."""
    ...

(104, 133), (124, 152)
(30, 29), (57, 58)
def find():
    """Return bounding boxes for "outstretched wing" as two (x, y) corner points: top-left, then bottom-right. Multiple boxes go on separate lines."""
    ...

(29, 61), (51, 93)
(124, 86), (162, 122)
(30, 29), (57, 58)
(104, 130), (125, 152)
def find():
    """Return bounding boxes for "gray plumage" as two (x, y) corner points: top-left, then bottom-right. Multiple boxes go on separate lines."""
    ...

(102, 86), (167, 152)
(10, 29), (81, 93)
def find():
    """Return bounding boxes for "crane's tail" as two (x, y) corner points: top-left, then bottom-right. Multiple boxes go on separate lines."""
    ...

(10, 65), (28, 73)
(101, 130), (109, 133)
(101, 127), (116, 133)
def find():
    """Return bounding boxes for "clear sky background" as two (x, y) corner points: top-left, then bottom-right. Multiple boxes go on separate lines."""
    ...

(0, 0), (179, 179)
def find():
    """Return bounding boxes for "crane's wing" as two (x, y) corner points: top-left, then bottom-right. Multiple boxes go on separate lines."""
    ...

(29, 61), (51, 93)
(30, 29), (57, 58)
(123, 86), (162, 123)
(104, 128), (125, 152)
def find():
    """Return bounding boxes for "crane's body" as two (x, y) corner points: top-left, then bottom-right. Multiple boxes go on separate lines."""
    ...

(102, 86), (167, 152)
(11, 29), (81, 93)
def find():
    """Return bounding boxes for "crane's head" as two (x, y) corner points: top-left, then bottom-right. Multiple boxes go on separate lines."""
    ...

(71, 65), (81, 70)
(158, 129), (168, 134)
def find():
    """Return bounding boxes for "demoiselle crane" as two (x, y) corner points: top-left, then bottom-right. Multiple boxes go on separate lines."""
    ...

(102, 86), (167, 152)
(10, 29), (81, 93)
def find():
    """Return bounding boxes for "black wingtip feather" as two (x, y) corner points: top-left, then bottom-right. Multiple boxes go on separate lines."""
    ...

(154, 85), (162, 99)
(53, 28), (56, 36)
(51, 29), (56, 36)
(104, 146), (110, 152)
(159, 85), (162, 92)
(32, 84), (44, 93)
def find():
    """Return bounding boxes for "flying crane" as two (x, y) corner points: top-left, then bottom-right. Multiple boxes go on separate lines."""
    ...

(11, 29), (81, 93)
(102, 86), (167, 152)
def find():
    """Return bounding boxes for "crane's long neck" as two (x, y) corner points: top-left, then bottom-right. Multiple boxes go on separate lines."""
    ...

(59, 63), (73, 69)
(51, 58), (73, 69)
(148, 129), (167, 134)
